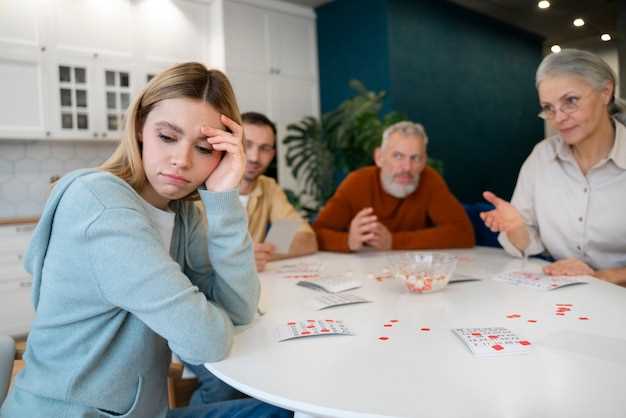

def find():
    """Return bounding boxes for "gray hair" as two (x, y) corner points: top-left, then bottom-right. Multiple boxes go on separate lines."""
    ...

(381, 121), (429, 149)
(536, 48), (626, 125)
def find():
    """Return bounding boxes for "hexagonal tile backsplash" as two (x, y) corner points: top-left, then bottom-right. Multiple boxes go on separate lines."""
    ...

(0, 141), (117, 219)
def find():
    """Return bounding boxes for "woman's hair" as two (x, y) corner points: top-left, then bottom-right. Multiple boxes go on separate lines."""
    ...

(99, 62), (241, 200)
(536, 49), (626, 125)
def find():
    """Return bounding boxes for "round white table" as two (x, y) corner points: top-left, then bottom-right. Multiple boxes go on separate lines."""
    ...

(206, 247), (626, 418)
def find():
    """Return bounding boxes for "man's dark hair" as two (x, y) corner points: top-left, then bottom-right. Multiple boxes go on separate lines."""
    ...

(241, 111), (277, 139)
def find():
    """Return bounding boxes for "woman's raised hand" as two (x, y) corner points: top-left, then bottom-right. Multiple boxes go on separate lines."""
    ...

(480, 191), (525, 233)
(202, 114), (246, 192)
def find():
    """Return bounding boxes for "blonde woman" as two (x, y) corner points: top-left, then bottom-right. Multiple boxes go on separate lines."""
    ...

(1, 63), (290, 417)
(481, 49), (626, 285)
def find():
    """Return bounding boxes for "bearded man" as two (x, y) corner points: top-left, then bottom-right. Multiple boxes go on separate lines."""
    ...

(313, 121), (474, 252)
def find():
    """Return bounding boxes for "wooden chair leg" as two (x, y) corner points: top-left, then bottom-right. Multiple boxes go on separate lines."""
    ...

(167, 362), (184, 408)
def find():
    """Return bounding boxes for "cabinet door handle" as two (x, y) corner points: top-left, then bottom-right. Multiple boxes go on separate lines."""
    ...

(101, 132), (107, 138)
(93, 132), (99, 138)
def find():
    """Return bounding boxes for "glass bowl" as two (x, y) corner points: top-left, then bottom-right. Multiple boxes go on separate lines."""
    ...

(387, 252), (457, 293)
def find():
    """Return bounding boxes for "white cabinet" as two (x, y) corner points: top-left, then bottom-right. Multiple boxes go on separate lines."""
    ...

(223, 0), (318, 79)
(41, 0), (136, 140)
(0, 0), (215, 142)
(0, 0), (321, 173)
(43, 0), (134, 58)
(133, 0), (213, 65)
(223, 0), (320, 191)
(42, 0), (142, 141)
(0, 223), (36, 337)
(44, 51), (98, 139)
(99, 59), (135, 138)
(0, 44), (48, 140)
(223, 1), (269, 73)
(0, 0), (47, 139)
(43, 51), (138, 140)
(228, 71), (272, 116)
(267, 10), (317, 80)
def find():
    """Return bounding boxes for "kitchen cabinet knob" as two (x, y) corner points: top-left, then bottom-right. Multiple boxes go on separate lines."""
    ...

(93, 132), (99, 138)
(101, 132), (107, 138)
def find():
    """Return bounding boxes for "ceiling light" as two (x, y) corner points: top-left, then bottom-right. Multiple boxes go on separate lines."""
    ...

(538, 1), (550, 9)
(573, 18), (585, 27)
(601, 33), (611, 41)
(551, 45), (562, 53)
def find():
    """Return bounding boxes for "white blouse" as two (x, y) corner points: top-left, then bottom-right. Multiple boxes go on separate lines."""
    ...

(499, 120), (626, 270)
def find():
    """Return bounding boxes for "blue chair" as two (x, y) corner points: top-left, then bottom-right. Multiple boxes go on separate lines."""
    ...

(463, 202), (501, 248)
(0, 335), (16, 404)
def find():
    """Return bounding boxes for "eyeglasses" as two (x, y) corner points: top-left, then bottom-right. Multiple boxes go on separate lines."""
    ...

(537, 91), (591, 120)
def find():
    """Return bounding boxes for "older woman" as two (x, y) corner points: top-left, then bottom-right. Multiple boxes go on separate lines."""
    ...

(481, 49), (626, 285)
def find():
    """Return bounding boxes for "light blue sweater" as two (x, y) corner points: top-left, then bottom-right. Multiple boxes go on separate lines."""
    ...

(1, 170), (260, 418)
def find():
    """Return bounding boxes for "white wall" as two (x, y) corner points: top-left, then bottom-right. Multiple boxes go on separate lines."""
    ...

(0, 141), (116, 218)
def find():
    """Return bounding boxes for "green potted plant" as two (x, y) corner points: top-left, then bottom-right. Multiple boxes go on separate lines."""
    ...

(283, 80), (442, 217)
(283, 80), (403, 215)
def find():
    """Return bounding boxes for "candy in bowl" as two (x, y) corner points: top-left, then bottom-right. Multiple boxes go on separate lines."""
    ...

(387, 252), (457, 293)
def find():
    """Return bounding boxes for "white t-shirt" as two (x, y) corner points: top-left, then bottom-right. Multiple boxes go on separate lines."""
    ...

(141, 200), (175, 251)
(141, 200), (199, 376)
(239, 194), (250, 210)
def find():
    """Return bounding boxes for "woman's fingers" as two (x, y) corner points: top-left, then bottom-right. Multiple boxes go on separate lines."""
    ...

(209, 141), (240, 156)
(481, 210), (501, 232)
(202, 121), (243, 150)
(202, 115), (243, 138)
(220, 114), (244, 138)
(544, 259), (594, 276)
(482, 191), (505, 207)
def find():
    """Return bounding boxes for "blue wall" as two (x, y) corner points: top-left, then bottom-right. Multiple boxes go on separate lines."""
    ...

(316, 0), (393, 113)
(316, 0), (545, 202)
(387, 0), (544, 202)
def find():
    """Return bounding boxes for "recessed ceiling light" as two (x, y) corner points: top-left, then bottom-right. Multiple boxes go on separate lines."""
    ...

(573, 18), (585, 27)
(601, 33), (612, 41)
(551, 45), (562, 53)
(538, 1), (550, 9)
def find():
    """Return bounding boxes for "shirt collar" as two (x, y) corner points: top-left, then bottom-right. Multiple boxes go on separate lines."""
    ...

(608, 120), (626, 169)
(249, 178), (264, 199)
(552, 136), (575, 163)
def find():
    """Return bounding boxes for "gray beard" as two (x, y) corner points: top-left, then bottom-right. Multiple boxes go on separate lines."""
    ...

(380, 172), (420, 198)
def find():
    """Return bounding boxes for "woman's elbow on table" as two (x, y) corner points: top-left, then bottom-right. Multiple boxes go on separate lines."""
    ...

(178, 336), (234, 365)
(231, 305), (256, 326)
(219, 281), (260, 326)
(172, 308), (236, 364)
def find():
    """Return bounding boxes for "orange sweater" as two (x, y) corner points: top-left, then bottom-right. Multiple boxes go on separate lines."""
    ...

(313, 166), (475, 252)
